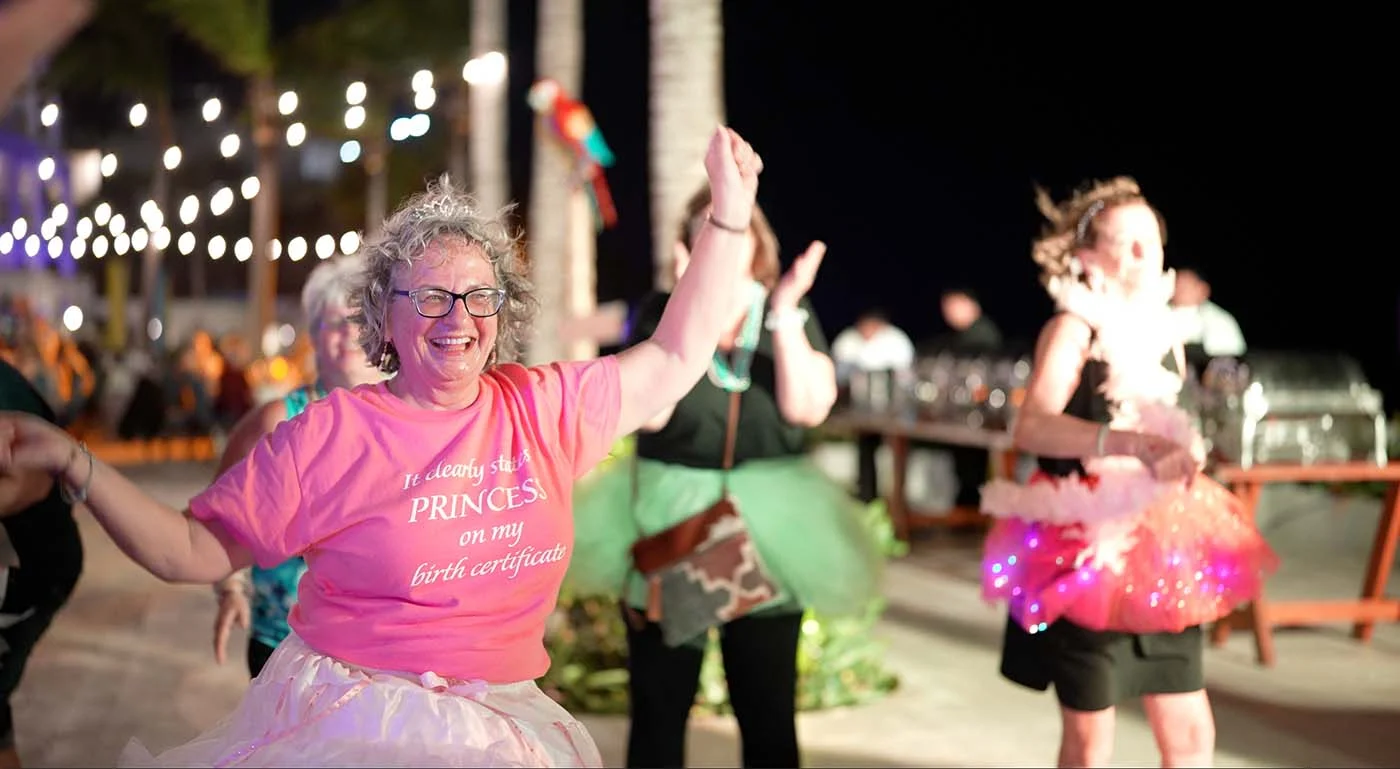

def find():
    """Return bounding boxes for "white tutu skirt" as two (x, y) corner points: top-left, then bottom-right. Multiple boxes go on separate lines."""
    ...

(118, 633), (602, 768)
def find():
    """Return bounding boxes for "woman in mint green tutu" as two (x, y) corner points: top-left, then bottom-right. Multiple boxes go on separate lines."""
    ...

(569, 187), (883, 768)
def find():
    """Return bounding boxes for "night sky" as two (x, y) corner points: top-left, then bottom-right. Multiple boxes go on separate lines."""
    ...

(529, 4), (1393, 403)
(42, 3), (1400, 405)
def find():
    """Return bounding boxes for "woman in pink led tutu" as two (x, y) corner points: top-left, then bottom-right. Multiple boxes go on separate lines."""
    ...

(978, 177), (1276, 768)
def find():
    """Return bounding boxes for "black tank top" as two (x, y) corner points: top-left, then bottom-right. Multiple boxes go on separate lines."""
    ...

(1036, 356), (1111, 479)
(1034, 313), (1178, 479)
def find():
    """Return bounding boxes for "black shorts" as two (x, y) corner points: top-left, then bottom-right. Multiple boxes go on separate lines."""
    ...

(999, 615), (1205, 712)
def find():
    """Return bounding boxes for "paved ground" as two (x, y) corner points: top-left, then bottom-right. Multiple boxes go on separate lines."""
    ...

(9, 460), (1400, 767)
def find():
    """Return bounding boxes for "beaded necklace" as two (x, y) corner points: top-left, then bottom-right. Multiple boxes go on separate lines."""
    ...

(706, 282), (766, 393)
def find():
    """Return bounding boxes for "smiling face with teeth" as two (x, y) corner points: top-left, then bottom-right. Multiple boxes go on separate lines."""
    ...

(385, 237), (501, 405)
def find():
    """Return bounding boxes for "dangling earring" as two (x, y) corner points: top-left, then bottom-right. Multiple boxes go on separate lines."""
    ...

(1081, 262), (1104, 292)
(1068, 255), (1085, 281)
(378, 341), (396, 370)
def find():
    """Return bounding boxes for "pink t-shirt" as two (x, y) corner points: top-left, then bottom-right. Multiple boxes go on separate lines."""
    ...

(189, 358), (621, 683)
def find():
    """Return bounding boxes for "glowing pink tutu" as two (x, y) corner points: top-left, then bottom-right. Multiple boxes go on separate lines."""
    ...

(983, 471), (1278, 635)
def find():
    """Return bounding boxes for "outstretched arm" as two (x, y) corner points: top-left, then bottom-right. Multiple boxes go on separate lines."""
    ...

(86, 456), (250, 583)
(613, 126), (763, 438)
(0, 412), (251, 583)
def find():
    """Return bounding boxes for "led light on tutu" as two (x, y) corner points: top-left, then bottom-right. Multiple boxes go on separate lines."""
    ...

(983, 473), (1278, 635)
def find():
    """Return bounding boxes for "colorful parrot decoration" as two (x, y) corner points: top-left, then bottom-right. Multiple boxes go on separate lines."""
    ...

(527, 77), (618, 230)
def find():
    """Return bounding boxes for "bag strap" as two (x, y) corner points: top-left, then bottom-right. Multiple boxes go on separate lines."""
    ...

(622, 389), (740, 565)
(630, 449), (640, 509)
(622, 454), (646, 628)
(719, 390), (741, 495)
(626, 390), (740, 542)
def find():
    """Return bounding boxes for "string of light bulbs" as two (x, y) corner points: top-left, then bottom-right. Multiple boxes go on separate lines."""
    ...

(9, 51), (509, 266)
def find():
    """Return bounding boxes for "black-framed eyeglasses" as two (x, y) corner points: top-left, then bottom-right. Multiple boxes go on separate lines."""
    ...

(392, 287), (507, 318)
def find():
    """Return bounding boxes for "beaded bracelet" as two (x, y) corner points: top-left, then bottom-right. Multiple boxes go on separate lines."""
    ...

(765, 307), (810, 331)
(214, 571), (253, 599)
(706, 213), (749, 234)
(1094, 424), (1110, 457)
(58, 441), (94, 505)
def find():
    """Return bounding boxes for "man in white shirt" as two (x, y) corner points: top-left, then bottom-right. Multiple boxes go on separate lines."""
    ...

(1172, 268), (1247, 357)
(830, 309), (915, 385)
(831, 310), (915, 502)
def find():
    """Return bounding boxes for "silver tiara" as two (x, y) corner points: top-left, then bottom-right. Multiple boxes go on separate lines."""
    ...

(406, 195), (478, 223)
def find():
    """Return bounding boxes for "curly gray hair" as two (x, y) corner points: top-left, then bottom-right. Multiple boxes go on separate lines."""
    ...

(301, 253), (365, 330)
(349, 175), (538, 373)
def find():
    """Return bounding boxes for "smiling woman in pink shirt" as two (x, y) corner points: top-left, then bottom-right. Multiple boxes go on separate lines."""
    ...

(0, 126), (767, 768)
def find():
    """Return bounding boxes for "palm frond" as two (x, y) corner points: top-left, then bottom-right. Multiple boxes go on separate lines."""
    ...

(45, 0), (173, 100)
(277, 0), (470, 78)
(270, 0), (471, 136)
(151, 0), (273, 77)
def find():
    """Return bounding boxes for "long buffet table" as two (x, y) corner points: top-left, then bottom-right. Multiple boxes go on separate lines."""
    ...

(823, 409), (1400, 667)
(822, 410), (1011, 538)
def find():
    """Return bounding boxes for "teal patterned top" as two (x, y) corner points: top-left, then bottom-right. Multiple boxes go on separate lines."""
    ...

(247, 385), (322, 649)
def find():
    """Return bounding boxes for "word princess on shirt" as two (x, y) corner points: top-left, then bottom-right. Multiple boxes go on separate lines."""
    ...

(400, 446), (567, 587)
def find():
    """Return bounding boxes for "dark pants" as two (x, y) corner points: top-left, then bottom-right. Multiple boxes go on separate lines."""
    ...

(855, 433), (882, 503)
(624, 611), (802, 768)
(247, 637), (278, 679)
(951, 446), (989, 508)
(857, 434), (989, 509)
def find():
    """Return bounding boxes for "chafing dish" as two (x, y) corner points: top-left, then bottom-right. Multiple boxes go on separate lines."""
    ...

(1195, 352), (1387, 467)
(845, 367), (914, 416)
(910, 352), (1031, 431)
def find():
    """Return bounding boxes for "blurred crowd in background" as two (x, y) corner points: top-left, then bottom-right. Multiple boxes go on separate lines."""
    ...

(0, 292), (315, 444)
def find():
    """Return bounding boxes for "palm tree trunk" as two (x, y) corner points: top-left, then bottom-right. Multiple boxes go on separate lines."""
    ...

(565, 190), (596, 360)
(189, 211), (207, 297)
(447, 79), (470, 189)
(103, 256), (130, 351)
(364, 129), (389, 237)
(526, 0), (583, 364)
(248, 72), (280, 346)
(468, 0), (508, 214)
(190, 231), (206, 299)
(648, 0), (724, 290)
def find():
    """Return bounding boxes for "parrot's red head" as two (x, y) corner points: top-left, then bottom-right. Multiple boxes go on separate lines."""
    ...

(527, 78), (561, 114)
